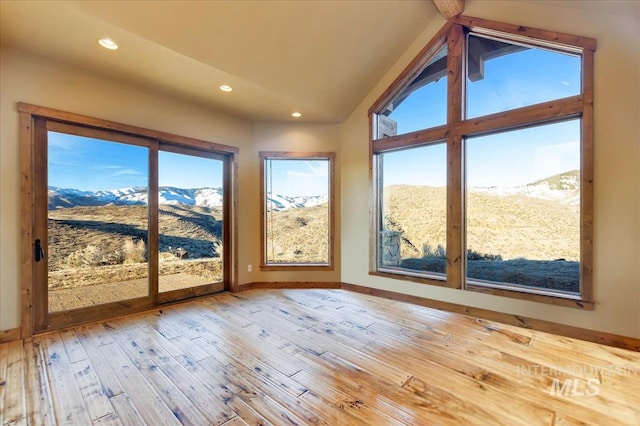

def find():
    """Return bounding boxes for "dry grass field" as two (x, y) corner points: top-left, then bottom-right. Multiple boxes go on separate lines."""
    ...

(383, 185), (579, 261)
(266, 203), (329, 264)
(48, 205), (223, 291)
(383, 185), (580, 292)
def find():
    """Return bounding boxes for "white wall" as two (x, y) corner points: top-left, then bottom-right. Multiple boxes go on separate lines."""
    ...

(340, 1), (640, 338)
(0, 46), (253, 331)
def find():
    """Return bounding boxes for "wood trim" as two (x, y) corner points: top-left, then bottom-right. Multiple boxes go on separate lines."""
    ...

(370, 271), (448, 288)
(455, 96), (584, 137)
(157, 282), (225, 304)
(341, 283), (640, 352)
(580, 49), (595, 303)
(369, 21), (453, 116)
(433, 0), (464, 19)
(372, 125), (449, 152)
(44, 297), (152, 332)
(467, 284), (594, 310)
(446, 135), (463, 289)
(32, 118), (48, 333)
(0, 327), (21, 343)
(148, 144), (159, 306)
(20, 111), (34, 339)
(446, 23), (464, 290)
(228, 152), (239, 292)
(17, 102), (239, 154)
(369, 133), (379, 274)
(46, 121), (153, 149)
(259, 151), (268, 269)
(453, 15), (597, 51)
(238, 282), (342, 291)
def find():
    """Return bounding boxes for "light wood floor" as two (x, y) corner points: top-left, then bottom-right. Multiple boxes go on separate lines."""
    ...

(1, 289), (639, 425)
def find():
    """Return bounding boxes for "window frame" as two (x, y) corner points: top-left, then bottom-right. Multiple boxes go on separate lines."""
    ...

(19, 102), (239, 336)
(259, 151), (336, 271)
(368, 16), (595, 310)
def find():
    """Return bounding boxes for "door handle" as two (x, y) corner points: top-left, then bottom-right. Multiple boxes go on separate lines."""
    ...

(35, 239), (45, 262)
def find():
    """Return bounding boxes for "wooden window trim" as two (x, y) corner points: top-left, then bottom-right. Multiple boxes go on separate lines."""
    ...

(259, 151), (336, 271)
(19, 103), (239, 337)
(368, 17), (595, 310)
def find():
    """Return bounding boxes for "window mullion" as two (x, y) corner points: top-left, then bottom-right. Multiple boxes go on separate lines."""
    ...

(580, 49), (595, 303)
(446, 24), (465, 289)
(148, 142), (159, 306)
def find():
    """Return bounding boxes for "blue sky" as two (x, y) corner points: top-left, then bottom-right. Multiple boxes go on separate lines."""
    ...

(384, 40), (581, 188)
(48, 132), (222, 191)
(265, 159), (329, 197)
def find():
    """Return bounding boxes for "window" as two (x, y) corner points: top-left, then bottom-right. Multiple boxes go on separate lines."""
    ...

(369, 17), (594, 309)
(260, 152), (335, 270)
(378, 143), (447, 278)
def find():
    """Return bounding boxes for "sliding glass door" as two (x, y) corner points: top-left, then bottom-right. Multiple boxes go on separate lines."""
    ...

(46, 130), (151, 313)
(31, 117), (232, 331)
(157, 148), (227, 303)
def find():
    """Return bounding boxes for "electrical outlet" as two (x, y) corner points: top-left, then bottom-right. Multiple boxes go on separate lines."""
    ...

(248, 264), (253, 272)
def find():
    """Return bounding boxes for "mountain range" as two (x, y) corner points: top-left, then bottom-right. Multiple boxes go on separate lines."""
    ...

(48, 170), (577, 210)
(470, 170), (580, 205)
(48, 186), (327, 211)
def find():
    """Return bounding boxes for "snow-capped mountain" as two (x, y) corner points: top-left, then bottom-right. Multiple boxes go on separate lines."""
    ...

(48, 186), (224, 209)
(48, 186), (326, 210)
(266, 193), (328, 211)
(470, 170), (580, 205)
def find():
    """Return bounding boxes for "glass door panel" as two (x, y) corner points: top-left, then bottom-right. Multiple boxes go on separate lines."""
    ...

(158, 150), (224, 295)
(47, 131), (150, 312)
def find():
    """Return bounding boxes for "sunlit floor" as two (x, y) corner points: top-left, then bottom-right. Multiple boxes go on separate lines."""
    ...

(2, 289), (639, 425)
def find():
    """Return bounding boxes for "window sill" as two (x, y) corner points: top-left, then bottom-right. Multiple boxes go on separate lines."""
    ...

(370, 270), (457, 289)
(467, 283), (594, 310)
(261, 264), (334, 272)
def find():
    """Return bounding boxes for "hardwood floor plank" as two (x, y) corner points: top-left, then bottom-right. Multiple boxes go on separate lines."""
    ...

(5, 289), (639, 425)
(174, 353), (273, 426)
(107, 325), (226, 426)
(40, 334), (93, 425)
(82, 327), (181, 426)
(122, 324), (237, 425)
(104, 394), (141, 426)
(0, 341), (8, 425)
(193, 300), (306, 377)
(197, 355), (311, 426)
(2, 341), (26, 425)
(59, 328), (119, 422)
(60, 328), (88, 364)
(22, 341), (56, 426)
(75, 326), (126, 400)
(165, 307), (309, 399)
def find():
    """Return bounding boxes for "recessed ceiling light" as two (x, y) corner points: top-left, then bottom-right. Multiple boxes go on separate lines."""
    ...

(291, 112), (302, 118)
(98, 38), (118, 50)
(220, 85), (233, 92)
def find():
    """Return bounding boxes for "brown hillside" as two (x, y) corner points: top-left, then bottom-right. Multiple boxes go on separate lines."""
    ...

(266, 203), (329, 263)
(384, 185), (579, 261)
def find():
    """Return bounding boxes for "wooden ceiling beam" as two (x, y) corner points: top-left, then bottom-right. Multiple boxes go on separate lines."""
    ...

(432, 0), (465, 19)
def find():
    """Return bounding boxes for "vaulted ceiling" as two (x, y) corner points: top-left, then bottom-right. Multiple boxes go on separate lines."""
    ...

(0, 0), (441, 123)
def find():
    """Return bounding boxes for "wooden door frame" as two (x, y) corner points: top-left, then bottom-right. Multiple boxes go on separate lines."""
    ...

(19, 102), (239, 338)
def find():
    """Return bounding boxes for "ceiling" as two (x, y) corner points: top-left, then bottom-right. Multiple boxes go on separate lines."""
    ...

(0, 0), (439, 123)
